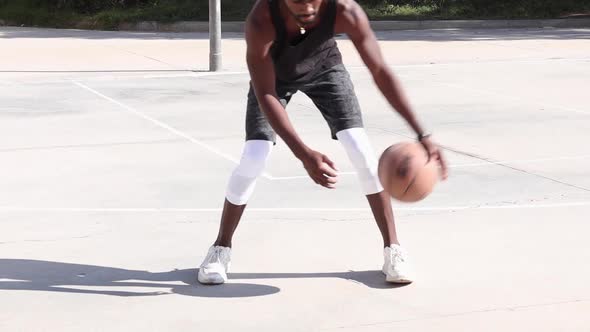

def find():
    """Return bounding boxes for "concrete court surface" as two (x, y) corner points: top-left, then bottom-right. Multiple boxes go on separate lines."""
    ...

(1, 27), (590, 331)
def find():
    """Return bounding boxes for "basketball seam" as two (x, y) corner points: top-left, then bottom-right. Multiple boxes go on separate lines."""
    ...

(402, 160), (431, 199)
(402, 174), (417, 198)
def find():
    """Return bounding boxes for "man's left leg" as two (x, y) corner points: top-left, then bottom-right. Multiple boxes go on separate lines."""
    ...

(367, 191), (399, 247)
(336, 128), (412, 283)
(302, 65), (413, 283)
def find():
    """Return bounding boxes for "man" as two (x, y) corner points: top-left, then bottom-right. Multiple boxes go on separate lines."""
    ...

(197, 0), (448, 285)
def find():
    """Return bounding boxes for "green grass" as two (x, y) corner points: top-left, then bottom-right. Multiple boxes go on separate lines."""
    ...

(0, 0), (205, 29)
(1, 1), (589, 30)
(364, 4), (439, 20)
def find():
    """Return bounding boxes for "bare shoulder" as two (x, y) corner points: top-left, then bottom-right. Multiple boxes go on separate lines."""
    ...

(334, 0), (368, 34)
(245, 0), (275, 44)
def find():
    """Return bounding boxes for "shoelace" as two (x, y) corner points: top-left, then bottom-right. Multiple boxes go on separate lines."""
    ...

(204, 247), (226, 265)
(389, 247), (406, 265)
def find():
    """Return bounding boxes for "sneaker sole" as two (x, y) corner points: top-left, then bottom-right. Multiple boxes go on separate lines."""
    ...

(382, 268), (413, 284)
(197, 276), (226, 285)
(385, 276), (413, 284)
(197, 271), (227, 285)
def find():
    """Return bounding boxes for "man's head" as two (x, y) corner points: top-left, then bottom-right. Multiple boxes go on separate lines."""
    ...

(283, 0), (323, 26)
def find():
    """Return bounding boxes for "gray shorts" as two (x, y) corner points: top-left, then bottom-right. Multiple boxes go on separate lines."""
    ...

(245, 64), (364, 143)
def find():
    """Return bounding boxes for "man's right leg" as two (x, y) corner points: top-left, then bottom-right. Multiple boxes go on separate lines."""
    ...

(198, 84), (293, 285)
(198, 140), (273, 284)
(215, 139), (274, 248)
(213, 200), (246, 248)
(214, 82), (291, 248)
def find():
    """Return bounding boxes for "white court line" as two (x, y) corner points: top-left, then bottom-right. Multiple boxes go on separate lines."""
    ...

(12, 57), (588, 84)
(141, 58), (590, 79)
(9, 57), (589, 83)
(269, 171), (357, 181)
(71, 81), (238, 162)
(267, 154), (590, 180)
(1, 201), (590, 213)
(71, 80), (272, 180)
(0, 279), (29, 282)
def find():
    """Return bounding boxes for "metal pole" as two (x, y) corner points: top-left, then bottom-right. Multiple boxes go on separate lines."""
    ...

(209, 0), (222, 71)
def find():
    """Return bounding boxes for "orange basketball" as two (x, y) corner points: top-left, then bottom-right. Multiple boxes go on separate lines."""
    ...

(378, 142), (438, 202)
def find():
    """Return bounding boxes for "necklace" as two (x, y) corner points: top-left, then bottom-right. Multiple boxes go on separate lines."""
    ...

(299, 25), (306, 35)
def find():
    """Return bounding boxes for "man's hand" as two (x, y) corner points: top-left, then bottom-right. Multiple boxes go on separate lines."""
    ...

(301, 149), (339, 188)
(420, 137), (448, 180)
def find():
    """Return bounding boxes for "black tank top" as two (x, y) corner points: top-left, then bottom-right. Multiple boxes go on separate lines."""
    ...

(268, 0), (343, 83)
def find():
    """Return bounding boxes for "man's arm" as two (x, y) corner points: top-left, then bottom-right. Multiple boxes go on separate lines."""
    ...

(245, 14), (308, 159)
(245, 6), (338, 187)
(338, 1), (448, 178)
(339, 2), (424, 136)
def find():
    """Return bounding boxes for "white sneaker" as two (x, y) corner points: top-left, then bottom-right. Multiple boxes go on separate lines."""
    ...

(382, 244), (413, 284)
(197, 245), (232, 285)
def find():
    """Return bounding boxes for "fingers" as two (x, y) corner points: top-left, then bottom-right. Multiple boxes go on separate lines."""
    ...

(306, 164), (338, 189)
(308, 171), (337, 189)
(319, 161), (338, 178)
(422, 141), (435, 162)
(423, 139), (449, 181)
(322, 155), (338, 171)
(429, 150), (437, 162)
(302, 151), (339, 189)
(322, 174), (338, 189)
(428, 149), (448, 181)
(314, 164), (338, 188)
(420, 141), (431, 161)
(437, 151), (449, 180)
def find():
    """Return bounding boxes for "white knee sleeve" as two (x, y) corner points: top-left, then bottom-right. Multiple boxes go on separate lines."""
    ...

(225, 140), (273, 205)
(336, 128), (384, 195)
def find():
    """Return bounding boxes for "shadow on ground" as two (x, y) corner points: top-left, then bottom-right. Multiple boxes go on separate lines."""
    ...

(0, 259), (407, 298)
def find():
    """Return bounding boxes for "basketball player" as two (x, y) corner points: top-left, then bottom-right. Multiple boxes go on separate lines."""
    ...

(198, 0), (448, 285)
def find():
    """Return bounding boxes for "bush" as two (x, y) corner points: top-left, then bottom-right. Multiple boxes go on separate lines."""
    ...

(1, 0), (589, 28)
(357, 0), (590, 18)
(429, 0), (590, 18)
